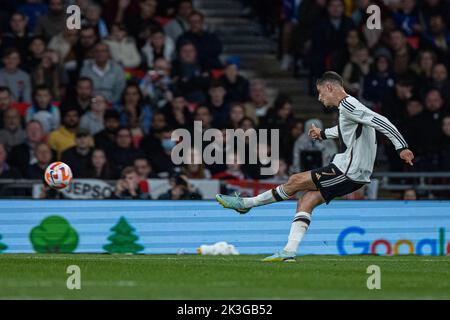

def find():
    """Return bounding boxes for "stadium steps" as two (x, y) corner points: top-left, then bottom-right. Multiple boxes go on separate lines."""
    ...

(196, 0), (334, 126)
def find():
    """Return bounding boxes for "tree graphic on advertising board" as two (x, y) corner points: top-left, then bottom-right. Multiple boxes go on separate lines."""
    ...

(0, 234), (7, 253)
(103, 217), (144, 254)
(30, 216), (79, 253)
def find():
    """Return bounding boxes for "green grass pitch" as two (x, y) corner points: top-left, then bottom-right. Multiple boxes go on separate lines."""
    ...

(1, 254), (450, 299)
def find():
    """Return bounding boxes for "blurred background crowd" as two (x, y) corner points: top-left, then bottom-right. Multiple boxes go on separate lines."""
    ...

(0, 0), (448, 200)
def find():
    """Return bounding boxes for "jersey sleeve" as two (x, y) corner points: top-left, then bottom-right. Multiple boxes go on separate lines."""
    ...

(322, 126), (339, 139)
(341, 99), (408, 152)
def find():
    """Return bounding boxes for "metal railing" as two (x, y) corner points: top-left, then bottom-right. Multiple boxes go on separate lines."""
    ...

(372, 172), (450, 191)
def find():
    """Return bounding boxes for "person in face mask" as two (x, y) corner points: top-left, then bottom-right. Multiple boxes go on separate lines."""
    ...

(34, 0), (67, 41)
(141, 126), (176, 177)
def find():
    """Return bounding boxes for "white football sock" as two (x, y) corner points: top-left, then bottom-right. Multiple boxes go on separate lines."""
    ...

(242, 185), (290, 208)
(283, 211), (311, 253)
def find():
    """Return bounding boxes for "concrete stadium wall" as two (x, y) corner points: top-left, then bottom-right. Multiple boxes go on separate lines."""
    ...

(0, 200), (449, 255)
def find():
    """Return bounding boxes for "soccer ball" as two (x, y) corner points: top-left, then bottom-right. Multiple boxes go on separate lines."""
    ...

(44, 162), (73, 190)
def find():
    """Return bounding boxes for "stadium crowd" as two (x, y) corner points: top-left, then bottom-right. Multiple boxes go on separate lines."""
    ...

(0, 0), (448, 199)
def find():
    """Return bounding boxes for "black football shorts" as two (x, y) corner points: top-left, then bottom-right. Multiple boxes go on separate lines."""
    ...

(310, 164), (365, 204)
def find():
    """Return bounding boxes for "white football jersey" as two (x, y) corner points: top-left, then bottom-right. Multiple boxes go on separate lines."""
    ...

(323, 95), (408, 183)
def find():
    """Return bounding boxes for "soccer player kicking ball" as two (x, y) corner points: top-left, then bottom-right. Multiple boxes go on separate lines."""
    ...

(216, 71), (415, 262)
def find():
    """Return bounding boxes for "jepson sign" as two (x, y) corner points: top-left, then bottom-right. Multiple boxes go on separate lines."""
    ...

(338, 227), (449, 256)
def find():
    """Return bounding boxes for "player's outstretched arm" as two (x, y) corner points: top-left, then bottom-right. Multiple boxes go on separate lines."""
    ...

(341, 103), (413, 164)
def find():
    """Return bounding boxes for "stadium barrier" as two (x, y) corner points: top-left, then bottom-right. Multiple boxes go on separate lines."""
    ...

(0, 200), (449, 255)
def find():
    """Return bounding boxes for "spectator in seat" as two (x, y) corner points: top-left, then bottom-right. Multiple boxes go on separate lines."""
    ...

(80, 93), (107, 136)
(134, 157), (155, 182)
(388, 29), (416, 76)
(34, 0), (66, 41)
(171, 41), (210, 103)
(0, 143), (22, 189)
(161, 92), (193, 129)
(115, 83), (153, 139)
(17, 0), (48, 33)
(401, 99), (424, 159)
(140, 126), (175, 175)
(110, 127), (143, 173)
(80, 42), (126, 103)
(82, 3), (109, 39)
(104, 22), (141, 68)
(212, 152), (251, 181)
(282, 118), (304, 168)
(244, 79), (271, 126)
(125, 0), (161, 48)
(182, 163), (211, 179)
(422, 14), (450, 61)
(291, 119), (337, 173)
(158, 174), (202, 200)
(265, 158), (289, 183)
(73, 26), (99, 75)
(0, 108), (26, 151)
(177, 10), (223, 68)
(362, 53), (396, 106)
(1, 12), (32, 63)
(23, 36), (47, 73)
(0, 47), (32, 103)
(239, 116), (256, 131)
(164, 0), (193, 41)
(30, 49), (68, 101)
(112, 166), (151, 200)
(60, 77), (93, 116)
(381, 77), (415, 126)
(26, 142), (53, 179)
(141, 27), (175, 69)
(48, 107), (80, 159)
(8, 120), (45, 177)
(206, 80), (230, 128)
(220, 57), (250, 103)
(0, 87), (13, 129)
(342, 45), (372, 97)
(26, 85), (60, 134)
(440, 116), (450, 171)
(392, 0), (421, 36)
(94, 109), (121, 156)
(427, 63), (450, 104)
(194, 106), (213, 131)
(180, 147), (211, 179)
(48, 28), (79, 68)
(402, 188), (418, 200)
(260, 93), (295, 136)
(412, 49), (436, 85)
(415, 89), (447, 170)
(310, 0), (354, 77)
(86, 148), (113, 180)
(61, 128), (93, 178)
(140, 57), (174, 109)
(149, 111), (168, 133)
(227, 103), (246, 129)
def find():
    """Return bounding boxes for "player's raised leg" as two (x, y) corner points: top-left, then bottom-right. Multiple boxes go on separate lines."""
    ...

(263, 190), (325, 262)
(215, 171), (317, 214)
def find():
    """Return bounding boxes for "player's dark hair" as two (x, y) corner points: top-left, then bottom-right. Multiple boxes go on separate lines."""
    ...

(316, 71), (344, 87)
